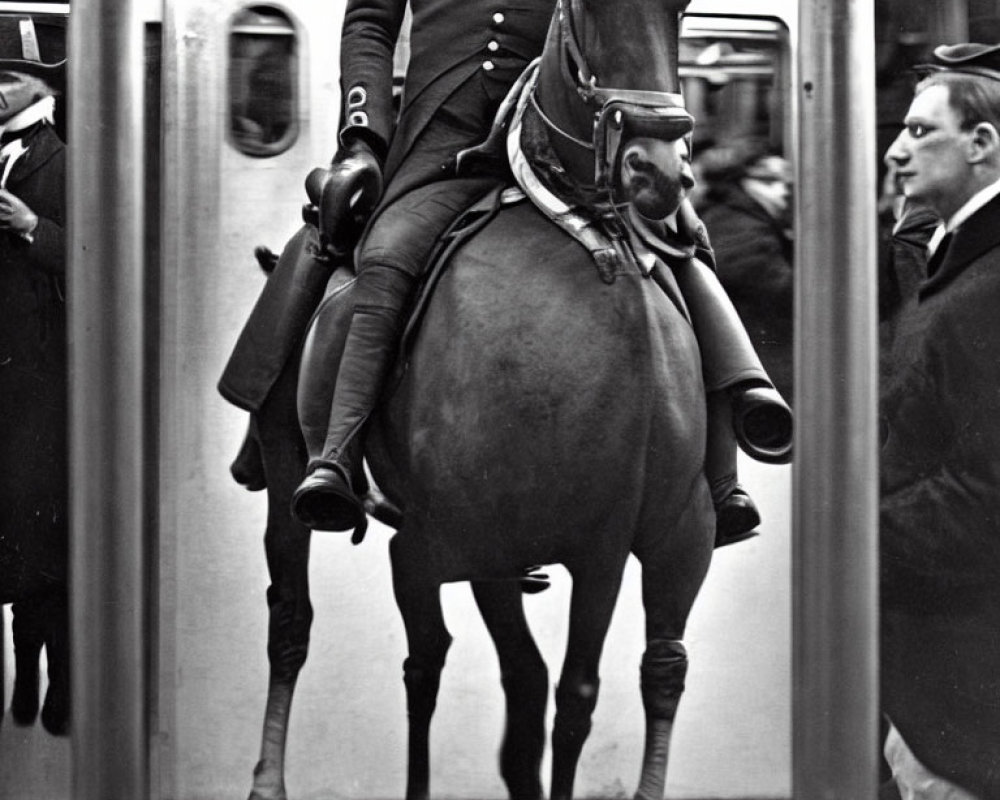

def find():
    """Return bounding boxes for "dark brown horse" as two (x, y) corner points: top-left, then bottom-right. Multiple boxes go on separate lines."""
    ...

(233, 0), (715, 798)
(298, 1), (711, 798)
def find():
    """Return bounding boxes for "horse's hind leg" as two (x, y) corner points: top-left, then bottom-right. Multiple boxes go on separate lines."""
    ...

(632, 493), (713, 800)
(249, 362), (314, 800)
(472, 581), (548, 800)
(390, 537), (453, 800)
(551, 561), (628, 800)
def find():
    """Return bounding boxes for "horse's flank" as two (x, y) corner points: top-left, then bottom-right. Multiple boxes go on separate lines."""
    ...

(368, 197), (710, 583)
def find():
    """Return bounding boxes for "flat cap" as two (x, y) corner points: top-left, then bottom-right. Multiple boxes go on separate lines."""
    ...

(917, 43), (1000, 81)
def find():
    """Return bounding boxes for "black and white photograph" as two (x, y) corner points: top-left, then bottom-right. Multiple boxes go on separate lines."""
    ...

(1, 1), (997, 799)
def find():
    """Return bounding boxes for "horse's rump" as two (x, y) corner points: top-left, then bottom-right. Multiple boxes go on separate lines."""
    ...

(368, 199), (710, 580)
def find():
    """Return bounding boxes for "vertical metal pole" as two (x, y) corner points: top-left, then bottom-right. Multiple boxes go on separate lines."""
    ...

(794, 1), (879, 798)
(68, 3), (149, 799)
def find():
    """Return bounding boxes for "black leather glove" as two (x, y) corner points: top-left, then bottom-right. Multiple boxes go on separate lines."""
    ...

(304, 137), (383, 257)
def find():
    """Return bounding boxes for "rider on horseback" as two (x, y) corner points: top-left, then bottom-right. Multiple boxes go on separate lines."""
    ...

(281, 0), (791, 545)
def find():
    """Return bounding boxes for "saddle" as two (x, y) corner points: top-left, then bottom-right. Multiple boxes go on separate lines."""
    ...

(396, 183), (516, 363)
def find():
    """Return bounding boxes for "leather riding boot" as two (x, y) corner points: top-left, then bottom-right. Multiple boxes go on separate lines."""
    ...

(730, 382), (793, 464)
(706, 393), (760, 548)
(714, 485), (761, 548)
(672, 257), (770, 391)
(669, 258), (794, 463)
(291, 303), (404, 536)
(292, 463), (368, 541)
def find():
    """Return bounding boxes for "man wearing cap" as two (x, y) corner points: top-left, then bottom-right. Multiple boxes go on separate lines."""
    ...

(881, 42), (1000, 799)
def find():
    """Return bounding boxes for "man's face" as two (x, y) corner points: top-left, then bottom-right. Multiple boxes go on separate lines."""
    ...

(0, 71), (49, 123)
(618, 136), (693, 219)
(742, 156), (792, 220)
(885, 84), (975, 220)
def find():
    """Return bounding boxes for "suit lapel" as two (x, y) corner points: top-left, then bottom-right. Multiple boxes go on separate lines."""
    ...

(920, 192), (1000, 299)
(5, 125), (61, 189)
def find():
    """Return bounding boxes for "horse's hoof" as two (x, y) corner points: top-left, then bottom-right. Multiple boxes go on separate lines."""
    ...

(291, 467), (367, 537)
(10, 672), (39, 725)
(714, 485), (761, 548)
(40, 688), (69, 736)
(249, 759), (287, 800)
(731, 385), (793, 464)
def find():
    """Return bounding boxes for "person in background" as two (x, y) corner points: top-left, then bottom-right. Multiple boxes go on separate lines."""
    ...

(0, 14), (69, 736)
(879, 42), (1000, 799)
(696, 142), (794, 401)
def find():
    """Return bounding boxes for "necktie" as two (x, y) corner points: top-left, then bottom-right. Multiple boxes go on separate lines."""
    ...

(926, 231), (953, 278)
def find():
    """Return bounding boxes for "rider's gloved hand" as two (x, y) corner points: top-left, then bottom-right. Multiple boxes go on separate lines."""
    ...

(304, 137), (383, 257)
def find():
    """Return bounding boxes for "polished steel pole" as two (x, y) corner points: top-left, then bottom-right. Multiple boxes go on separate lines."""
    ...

(68, 2), (150, 798)
(794, 1), (879, 797)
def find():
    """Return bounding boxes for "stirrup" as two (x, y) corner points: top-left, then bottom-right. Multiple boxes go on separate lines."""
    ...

(731, 385), (793, 464)
(291, 465), (368, 541)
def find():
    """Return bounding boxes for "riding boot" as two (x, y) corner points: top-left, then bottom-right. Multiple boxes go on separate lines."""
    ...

(730, 382), (793, 464)
(671, 256), (793, 463)
(291, 274), (411, 536)
(706, 392), (760, 548)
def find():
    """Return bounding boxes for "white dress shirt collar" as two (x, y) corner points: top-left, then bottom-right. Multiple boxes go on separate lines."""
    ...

(926, 176), (1000, 257)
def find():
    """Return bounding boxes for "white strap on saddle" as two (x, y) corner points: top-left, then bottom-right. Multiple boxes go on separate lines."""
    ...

(505, 62), (623, 270)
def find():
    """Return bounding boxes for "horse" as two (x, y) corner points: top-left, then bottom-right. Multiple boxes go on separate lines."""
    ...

(230, 0), (716, 797)
(296, 1), (713, 797)
(227, 230), (550, 800)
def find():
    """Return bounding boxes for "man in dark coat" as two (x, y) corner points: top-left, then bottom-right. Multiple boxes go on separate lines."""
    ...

(880, 42), (1000, 798)
(0, 15), (69, 735)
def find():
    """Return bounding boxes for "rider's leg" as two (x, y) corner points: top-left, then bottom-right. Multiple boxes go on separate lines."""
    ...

(705, 393), (761, 548)
(291, 178), (498, 533)
(674, 257), (792, 457)
(672, 257), (792, 547)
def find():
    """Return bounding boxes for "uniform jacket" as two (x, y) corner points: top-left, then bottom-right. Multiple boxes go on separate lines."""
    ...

(699, 184), (793, 399)
(879, 192), (1000, 798)
(0, 121), (68, 603)
(339, 0), (554, 207)
(218, 1), (554, 412)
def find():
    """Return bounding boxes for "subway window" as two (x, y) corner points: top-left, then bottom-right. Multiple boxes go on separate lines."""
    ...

(228, 5), (298, 156)
(679, 15), (791, 153)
